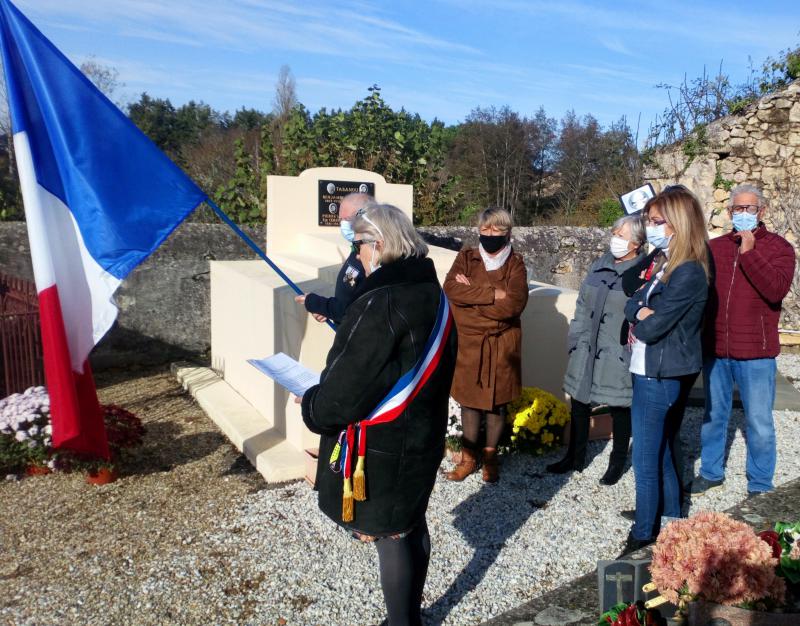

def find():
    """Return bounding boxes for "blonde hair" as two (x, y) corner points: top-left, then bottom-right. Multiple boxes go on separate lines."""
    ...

(645, 186), (709, 282)
(352, 203), (428, 263)
(477, 207), (512, 234)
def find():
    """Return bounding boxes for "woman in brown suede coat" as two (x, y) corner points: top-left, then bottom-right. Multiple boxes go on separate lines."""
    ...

(443, 207), (528, 482)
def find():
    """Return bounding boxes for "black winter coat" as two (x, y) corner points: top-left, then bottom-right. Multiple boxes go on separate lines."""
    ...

(301, 255), (457, 536)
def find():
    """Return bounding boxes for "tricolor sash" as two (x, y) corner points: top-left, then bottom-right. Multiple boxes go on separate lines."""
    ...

(334, 290), (453, 522)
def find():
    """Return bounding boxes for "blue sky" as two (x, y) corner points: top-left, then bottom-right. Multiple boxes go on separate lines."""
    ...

(15, 0), (800, 133)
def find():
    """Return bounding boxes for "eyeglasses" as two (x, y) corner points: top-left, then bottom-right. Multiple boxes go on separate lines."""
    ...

(352, 239), (375, 253)
(731, 204), (761, 215)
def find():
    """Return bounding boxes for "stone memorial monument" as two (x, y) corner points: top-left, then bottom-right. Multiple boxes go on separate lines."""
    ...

(177, 167), (579, 482)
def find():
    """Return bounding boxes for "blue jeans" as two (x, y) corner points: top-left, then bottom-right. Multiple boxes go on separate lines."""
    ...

(631, 374), (691, 540)
(700, 357), (777, 493)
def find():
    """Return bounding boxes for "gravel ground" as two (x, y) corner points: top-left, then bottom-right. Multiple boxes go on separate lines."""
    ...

(2, 356), (800, 626)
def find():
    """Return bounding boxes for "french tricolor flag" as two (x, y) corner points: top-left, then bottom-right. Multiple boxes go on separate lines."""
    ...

(0, 1), (206, 457)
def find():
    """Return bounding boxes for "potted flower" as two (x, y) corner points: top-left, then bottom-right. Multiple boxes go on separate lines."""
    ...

(647, 511), (799, 624)
(444, 390), (570, 460)
(445, 398), (463, 463)
(53, 404), (145, 485)
(506, 386), (570, 455)
(83, 458), (119, 485)
(774, 521), (800, 586)
(1, 386), (145, 484)
(0, 386), (53, 475)
(598, 601), (666, 625)
(102, 404), (145, 454)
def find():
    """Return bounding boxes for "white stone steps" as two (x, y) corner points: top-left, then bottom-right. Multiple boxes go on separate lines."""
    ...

(174, 364), (306, 483)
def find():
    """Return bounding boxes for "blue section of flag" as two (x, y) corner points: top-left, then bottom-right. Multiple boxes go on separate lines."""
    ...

(0, 0), (206, 280)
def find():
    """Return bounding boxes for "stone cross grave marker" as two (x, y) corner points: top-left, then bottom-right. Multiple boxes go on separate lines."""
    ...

(598, 560), (636, 610)
(598, 559), (678, 619)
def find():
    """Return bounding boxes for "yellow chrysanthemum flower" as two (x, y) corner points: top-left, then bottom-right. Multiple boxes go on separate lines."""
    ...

(506, 387), (569, 455)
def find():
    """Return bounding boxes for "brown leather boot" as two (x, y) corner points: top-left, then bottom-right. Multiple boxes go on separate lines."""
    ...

(446, 447), (477, 481)
(482, 448), (499, 483)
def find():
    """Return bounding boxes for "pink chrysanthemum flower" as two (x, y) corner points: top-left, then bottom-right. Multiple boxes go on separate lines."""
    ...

(650, 511), (785, 606)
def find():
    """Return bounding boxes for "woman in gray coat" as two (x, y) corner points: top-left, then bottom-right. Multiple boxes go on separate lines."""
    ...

(547, 214), (646, 485)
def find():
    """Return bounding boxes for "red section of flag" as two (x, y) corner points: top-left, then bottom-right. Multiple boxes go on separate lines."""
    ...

(38, 285), (109, 458)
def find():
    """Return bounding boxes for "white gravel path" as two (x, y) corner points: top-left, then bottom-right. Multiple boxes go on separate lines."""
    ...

(142, 354), (800, 626)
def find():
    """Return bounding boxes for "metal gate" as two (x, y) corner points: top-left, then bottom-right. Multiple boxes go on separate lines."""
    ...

(0, 272), (43, 398)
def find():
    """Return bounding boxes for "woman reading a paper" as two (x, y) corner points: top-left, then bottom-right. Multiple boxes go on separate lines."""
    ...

(300, 204), (457, 626)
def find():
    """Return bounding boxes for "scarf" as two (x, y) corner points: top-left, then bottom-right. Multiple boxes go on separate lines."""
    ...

(479, 244), (511, 271)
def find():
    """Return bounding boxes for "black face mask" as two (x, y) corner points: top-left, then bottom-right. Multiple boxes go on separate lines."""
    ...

(479, 234), (508, 254)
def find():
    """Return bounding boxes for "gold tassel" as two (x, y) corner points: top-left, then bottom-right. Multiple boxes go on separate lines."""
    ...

(353, 456), (366, 501)
(342, 476), (354, 522)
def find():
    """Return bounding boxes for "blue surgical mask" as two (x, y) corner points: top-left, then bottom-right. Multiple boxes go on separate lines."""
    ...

(340, 219), (355, 242)
(646, 224), (671, 250)
(732, 212), (758, 232)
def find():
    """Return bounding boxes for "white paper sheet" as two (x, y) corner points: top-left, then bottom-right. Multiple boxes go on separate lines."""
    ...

(247, 353), (320, 397)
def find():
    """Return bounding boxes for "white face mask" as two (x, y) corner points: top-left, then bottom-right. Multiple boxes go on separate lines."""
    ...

(360, 213), (384, 274)
(610, 235), (632, 259)
(368, 241), (381, 274)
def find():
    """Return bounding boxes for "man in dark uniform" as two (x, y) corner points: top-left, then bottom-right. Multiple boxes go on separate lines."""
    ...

(294, 193), (372, 325)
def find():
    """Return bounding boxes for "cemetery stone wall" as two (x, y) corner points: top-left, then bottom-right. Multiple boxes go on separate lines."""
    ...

(0, 221), (265, 367)
(1, 220), (796, 368)
(644, 78), (800, 330)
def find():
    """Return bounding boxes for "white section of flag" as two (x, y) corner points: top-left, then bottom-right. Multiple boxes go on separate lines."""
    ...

(13, 131), (121, 372)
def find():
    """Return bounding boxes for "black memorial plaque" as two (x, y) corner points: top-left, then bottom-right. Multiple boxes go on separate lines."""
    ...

(318, 180), (375, 227)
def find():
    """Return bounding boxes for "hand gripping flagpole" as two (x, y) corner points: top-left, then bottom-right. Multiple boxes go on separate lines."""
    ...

(205, 199), (337, 331)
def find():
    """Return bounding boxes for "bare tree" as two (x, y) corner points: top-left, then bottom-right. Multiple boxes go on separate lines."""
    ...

(80, 56), (123, 104)
(0, 62), (13, 176)
(271, 65), (297, 173)
(647, 63), (736, 146)
(272, 64), (297, 119)
(0, 59), (23, 219)
(597, 116), (641, 196)
(555, 111), (601, 217)
(453, 106), (531, 222)
(528, 106), (557, 215)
